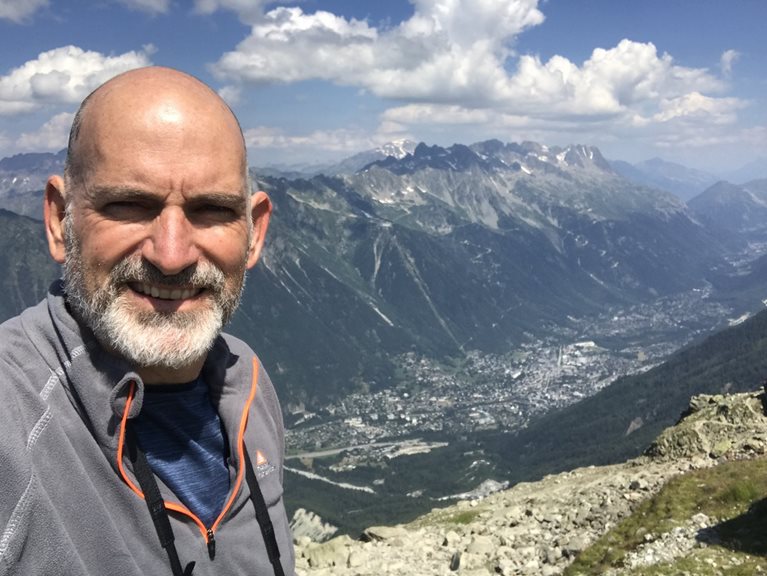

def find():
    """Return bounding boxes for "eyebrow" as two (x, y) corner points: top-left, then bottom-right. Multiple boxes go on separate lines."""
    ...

(84, 185), (157, 204)
(84, 185), (247, 209)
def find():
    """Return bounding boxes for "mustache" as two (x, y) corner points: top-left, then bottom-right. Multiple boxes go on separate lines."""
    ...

(110, 257), (227, 291)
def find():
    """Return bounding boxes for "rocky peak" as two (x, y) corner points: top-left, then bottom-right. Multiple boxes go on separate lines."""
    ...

(294, 389), (767, 575)
(377, 139), (417, 160)
(367, 140), (614, 178)
(562, 144), (612, 172)
(0, 149), (65, 172)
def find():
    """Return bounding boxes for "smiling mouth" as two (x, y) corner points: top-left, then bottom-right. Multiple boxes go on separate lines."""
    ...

(130, 282), (203, 301)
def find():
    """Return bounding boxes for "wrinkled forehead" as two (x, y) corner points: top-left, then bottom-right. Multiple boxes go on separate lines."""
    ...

(68, 73), (248, 191)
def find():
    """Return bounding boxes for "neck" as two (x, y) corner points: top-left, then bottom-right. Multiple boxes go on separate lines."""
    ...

(137, 359), (205, 385)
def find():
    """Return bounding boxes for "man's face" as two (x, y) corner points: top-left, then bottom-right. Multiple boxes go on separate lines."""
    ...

(63, 220), (247, 372)
(60, 94), (257, 379)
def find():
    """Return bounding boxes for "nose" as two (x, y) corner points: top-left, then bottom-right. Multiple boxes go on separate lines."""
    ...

(141, 207), (200, 276)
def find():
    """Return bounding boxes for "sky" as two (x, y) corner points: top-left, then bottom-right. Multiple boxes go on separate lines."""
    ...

(0, 0), (765, 173)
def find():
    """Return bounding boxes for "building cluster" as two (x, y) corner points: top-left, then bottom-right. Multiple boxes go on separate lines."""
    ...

(286, 284), (736, 465)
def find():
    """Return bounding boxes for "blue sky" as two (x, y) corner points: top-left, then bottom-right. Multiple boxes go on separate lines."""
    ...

(0, 0), (764, 173)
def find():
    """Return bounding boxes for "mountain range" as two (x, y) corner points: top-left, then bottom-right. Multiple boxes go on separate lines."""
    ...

(609, 157), (720, 202)
(256, 140), (418, 179)
(233, 139), (742, 406)
(0, 141), (763, 410)
(688, 178), (767, 240)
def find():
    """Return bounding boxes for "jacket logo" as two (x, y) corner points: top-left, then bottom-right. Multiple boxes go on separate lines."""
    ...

(255, 449), (276, 479)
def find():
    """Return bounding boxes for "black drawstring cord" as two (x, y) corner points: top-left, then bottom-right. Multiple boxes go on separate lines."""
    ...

(243, 447), (286, 576)
(126, 429), (196, 576)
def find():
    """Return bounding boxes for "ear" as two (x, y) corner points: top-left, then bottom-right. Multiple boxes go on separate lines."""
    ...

(245, 191), (272, 269)
(44, 175), (68, 264)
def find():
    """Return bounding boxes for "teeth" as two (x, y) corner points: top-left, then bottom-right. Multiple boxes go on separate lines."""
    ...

(135, 283), (200, 301)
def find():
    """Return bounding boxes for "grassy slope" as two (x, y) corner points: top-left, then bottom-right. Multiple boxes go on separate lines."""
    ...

(567, 457), (767, 575)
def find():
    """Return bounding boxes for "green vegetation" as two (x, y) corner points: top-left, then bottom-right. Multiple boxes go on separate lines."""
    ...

(446, 510), (481, 525)
(566, 458), (767, 575)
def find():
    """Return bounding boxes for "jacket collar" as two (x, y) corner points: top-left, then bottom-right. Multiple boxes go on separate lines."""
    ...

(40, 280), (251, 471)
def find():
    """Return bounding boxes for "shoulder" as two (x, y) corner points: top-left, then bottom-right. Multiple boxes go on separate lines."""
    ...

(0, 304), (48, 392)
(0, 350), (36, 504)
(216, 332), (284, 424)
(207, 333), (280, 402)
(0, 311), (53, 444)
(0, 289), (59, 364)
(0, 309), (32, 355)
(216, 333), (274, 389)
(0, 298), (59, 391)
(218, 331), (257, 358)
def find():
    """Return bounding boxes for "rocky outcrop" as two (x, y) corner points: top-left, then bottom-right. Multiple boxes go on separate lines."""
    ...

(646, 390), (767, 461)
(290, 508), (338, 543)
(294, 390), (767, 575)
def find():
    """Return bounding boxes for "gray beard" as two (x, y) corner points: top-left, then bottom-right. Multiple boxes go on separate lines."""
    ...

(62, 217), (246, 371)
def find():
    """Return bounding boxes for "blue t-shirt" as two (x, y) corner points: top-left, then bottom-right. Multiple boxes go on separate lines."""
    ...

(133, 378), (231, 527)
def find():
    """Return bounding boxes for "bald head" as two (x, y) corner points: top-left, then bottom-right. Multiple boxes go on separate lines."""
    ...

(65, 67), (247, 191)
(44, 66), (272, 382)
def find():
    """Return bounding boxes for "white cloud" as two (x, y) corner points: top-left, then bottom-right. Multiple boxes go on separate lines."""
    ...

(244, 125), (381, 154)
(0, 0), (48, 22)
(15, 111), (73, 151)
(215, 7), (379, 84)
(193, 0), (274, 24)
(204, 0), (752, 169)
(117, 0), (171, 14)
(211, 0), (543, 101)
(210, 2), (736, 125)
(378, 95), (753, 158)
(650, 92), (744, 124)
(382, 104), (494, 126)
(218, 84), (242, 106)
(0, 45), (154, 115)
(496, 40), (726, 118)
(720, 49), (739, 78)
(0, 101), (37, 115)
(380, 103), (572, 141)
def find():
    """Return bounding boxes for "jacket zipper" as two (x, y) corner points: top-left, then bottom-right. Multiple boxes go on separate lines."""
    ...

(207, 528), (216, 560)
(116, 361), (261, 557)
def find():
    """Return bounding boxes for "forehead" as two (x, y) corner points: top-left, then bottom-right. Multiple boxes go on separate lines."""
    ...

(73, 80), (247, 197)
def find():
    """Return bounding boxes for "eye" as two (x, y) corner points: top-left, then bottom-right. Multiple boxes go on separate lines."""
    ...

(101, 201), (155, 221)
(200, 204), (235, 215)
(190, 203), (240, 224)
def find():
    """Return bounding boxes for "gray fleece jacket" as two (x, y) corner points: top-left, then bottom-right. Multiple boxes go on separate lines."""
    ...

(0, 281), (295, 576)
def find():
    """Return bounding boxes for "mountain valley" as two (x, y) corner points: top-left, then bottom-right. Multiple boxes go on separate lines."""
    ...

(1, 141), (766, 536)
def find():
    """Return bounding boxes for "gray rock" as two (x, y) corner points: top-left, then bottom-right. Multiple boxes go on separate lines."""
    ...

(302, 535), (353, 568)
(449, 551), (461, 571)
(466, 535), (495, 557)
(561, 534), (590, 557)
(290, 508), (338, 543)
(360, 525), (409, 542)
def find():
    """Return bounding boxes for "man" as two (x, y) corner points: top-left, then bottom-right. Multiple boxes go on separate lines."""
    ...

(0, 67), (295, 576)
